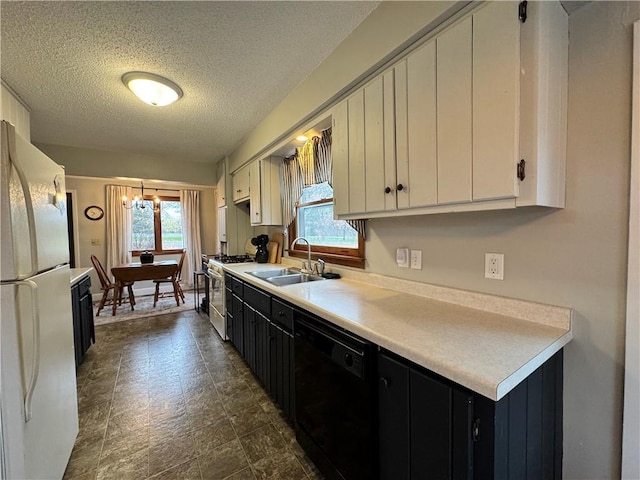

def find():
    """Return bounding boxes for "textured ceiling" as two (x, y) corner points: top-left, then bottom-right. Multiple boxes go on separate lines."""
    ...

(0, 1), (378, 164)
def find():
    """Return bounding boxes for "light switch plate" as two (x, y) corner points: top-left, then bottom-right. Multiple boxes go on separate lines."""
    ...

(396, 248), (409, 268)
(410, 250), (422, 270)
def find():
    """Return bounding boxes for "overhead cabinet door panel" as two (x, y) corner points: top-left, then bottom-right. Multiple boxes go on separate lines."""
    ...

(382, 69), (397, 212)
(364, 76), (386, 213)
(472, 1), (520, 201)
(332, 101), (349, 217)
(393, 60), (408, 211)
(406, 40), (437, 209)
(347, 90), (366, 214)
(437, 17), (472, 205)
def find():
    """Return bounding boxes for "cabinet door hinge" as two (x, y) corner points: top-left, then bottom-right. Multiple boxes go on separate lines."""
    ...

(519, 1), (528, 23)
(517, 159), (526, 181)
(472, 418), (481, 442)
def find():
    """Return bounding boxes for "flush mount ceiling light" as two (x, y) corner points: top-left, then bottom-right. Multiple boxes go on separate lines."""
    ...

(295, 135), (309, 142)
(122, 72), (183, 107)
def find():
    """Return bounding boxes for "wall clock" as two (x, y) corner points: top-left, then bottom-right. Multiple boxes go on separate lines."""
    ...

(84, 205), (104, 221)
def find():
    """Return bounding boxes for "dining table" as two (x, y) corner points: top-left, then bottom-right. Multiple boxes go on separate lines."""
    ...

(110, 260), (179, 316)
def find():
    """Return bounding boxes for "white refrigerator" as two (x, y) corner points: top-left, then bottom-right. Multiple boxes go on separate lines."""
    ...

(0, 121), (79, 479)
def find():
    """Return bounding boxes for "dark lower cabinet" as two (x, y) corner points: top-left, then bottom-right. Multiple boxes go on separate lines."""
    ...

(269, 321), (294, 420)
(473, 352), (564, 480)
(270, 298), (295, 421)
(379, 352), (472, 480)
(255, 310), (271, 388)
(243, 303), (257, 371)
(226, 275), (295, 423)
(378, 349), (563, 480)
(70, 276), (95, 367)
(225, 285), (233, 342)
(231, 293), (244, 356)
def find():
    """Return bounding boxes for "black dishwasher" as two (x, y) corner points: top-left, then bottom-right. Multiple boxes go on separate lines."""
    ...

(294, 311), (377, 480)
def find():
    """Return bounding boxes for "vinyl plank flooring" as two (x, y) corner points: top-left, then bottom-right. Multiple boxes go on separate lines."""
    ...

(64, 308), (322, 480)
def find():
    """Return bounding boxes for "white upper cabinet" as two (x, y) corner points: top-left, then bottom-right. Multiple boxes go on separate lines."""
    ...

(250, 156), (282, 226)
(472, 1), (520, 202)
(332, 0), (567, 220)
(232, 164), (250, 203)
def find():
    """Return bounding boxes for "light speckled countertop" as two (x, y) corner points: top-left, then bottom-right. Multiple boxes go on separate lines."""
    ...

(224, 263), (573, 401)
(70, 267), (93, 286)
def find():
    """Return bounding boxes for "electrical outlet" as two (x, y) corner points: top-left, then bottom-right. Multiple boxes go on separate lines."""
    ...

(485, 253), (504, 280)
(396, 248), (409, 268)
(410, 250), (422, 270)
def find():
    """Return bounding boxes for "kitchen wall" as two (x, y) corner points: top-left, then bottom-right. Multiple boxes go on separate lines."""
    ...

(227, 2), (640, 478)
(38, 143), (216, 186)
(64, 175), (216, 294)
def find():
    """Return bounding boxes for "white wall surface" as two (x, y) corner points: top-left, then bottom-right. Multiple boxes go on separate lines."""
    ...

(65, 176), (216, 294)
(38, 142), (216, 186)
(228, 1), (640, 478)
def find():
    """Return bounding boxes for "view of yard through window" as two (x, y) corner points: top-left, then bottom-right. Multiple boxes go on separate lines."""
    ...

(132, 199), (183, 251)
(297, 183), (357, 248)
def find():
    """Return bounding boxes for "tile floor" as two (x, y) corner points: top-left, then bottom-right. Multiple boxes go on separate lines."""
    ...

(64, 309), (323, 480)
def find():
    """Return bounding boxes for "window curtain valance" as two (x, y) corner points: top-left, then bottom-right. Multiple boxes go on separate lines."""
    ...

(279, 127), (366, 239)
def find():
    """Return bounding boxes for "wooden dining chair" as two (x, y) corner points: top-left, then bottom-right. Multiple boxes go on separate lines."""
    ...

(90, 255), (135, 316)
(153, 250), (186, 307)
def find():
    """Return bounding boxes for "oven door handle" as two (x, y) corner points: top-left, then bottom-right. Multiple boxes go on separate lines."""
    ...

(207, 269), (224, 281)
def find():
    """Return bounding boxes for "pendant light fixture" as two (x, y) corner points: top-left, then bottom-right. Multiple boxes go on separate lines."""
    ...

(122, 72), (183, 107)
(122, 181), (160, 211)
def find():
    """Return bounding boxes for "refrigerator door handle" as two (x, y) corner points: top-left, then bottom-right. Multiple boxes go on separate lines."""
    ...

(16, 279), (40, 422)
(5, 122), (39, 279)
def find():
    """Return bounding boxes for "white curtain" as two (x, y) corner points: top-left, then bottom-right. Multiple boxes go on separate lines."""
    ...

(180, 190), (201, 288)
(280, 154), (304, 229)
(105, 185), (132, 280)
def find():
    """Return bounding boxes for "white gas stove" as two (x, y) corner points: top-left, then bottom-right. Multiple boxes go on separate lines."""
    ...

(206, 251), (256, 340)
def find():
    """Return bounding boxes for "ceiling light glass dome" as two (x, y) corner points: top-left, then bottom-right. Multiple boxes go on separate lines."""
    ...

(122, 72), (183, 107)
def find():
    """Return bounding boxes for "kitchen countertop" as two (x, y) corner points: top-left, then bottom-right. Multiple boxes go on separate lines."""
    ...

(223, 263), (573, 401)
(70, 267), (93, 286)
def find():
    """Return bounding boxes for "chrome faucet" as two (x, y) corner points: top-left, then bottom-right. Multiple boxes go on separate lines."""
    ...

(292, 236), (312, 273)
(314, 258), (325, 276)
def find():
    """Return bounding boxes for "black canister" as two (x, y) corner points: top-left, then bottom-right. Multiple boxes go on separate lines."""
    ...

(140, 251), (154, 264)
(252, 234), (269, 263)
(256, 245), (269, 263)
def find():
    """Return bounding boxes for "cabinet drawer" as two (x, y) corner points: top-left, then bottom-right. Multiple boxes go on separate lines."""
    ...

(244, 283), (270, 317)
(229, 275), (243, 296)
(271, 298), (293, 331)
(78, 276), (91, 298)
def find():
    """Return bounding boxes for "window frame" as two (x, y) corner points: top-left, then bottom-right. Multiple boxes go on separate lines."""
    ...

(287, 194), (365, 269)
(130, 195), (184, 257)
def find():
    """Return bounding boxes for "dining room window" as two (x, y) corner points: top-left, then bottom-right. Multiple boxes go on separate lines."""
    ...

(131, 196), (183, 254)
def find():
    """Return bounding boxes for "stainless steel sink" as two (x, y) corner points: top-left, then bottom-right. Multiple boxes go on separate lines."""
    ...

(248, 269), (325, 286)
(249, 268), (300, 279)
(266, 273), (325, 286)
